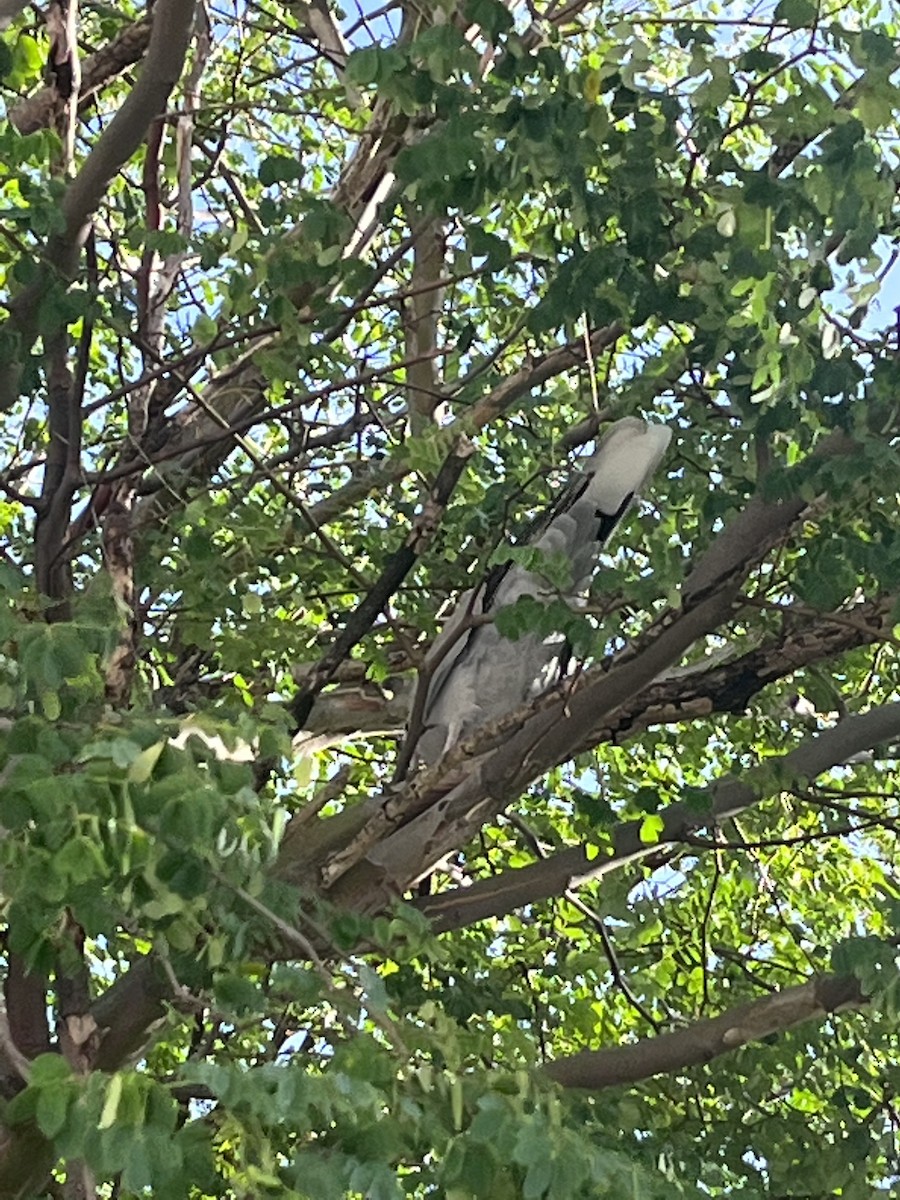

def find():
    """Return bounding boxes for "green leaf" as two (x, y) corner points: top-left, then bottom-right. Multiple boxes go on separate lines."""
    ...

(258, 155), (304, 186)
(35, 1082), (72, 1138)
(345, 46), (393, 87)
(639, 814), (666, 845)
(127, 740), (165, 784)
(54, 835), (109, 885)
(8, 33), (42, 87)
(192, 313), (217, 344)
(29, 1055), (73, 1086)
(774, 0), (818, 28)
(121, 1137), (154, 1192)
(463, 0), (515, 37)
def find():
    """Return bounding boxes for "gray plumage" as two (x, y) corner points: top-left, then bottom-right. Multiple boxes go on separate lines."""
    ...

(412, 417), (672, 767)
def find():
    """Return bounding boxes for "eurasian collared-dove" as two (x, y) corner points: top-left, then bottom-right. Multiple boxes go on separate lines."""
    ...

(412, 417), (672, 766)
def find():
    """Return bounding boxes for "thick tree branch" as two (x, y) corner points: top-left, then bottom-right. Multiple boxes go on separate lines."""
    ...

(0, 0), (196, 408)
(90, 958), (171, 1071)
(0, 1007), (31, 1090)
(544, 971), (865, 1090)
(404, 213), (446, 436)
(3, 953), (50, 1066)
(58, 0), (195, 252)
(416, 699), (900, 931)
(313, 487), (811, 906)
(0, 1123), (56, 1200)
(0, 0), (28, 29)
(33, 332), (78, 614)
(9, 17), (153, 136)
(313, 432), (870, 908)
(288, 0), (355, 92)
(569, 596), (891, 753)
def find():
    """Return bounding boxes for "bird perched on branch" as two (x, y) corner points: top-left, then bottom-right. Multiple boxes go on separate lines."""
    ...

(410, 417), (672, 768)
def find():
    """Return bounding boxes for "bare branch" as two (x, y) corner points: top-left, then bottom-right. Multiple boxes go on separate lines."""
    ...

(59, 0), (195, 250)
(0, 0), (29, 30)
(2, 951), (49, 1066)
(33, 331), (78, 615)
(404, 213), (447, 435)
(0, 1008), (31, 1086)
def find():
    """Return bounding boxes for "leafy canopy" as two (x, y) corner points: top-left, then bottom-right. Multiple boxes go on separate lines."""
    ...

(2, 0), (900, 1197)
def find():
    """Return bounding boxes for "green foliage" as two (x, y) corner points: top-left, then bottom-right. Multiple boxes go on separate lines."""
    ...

(4, 0), (900, 1196)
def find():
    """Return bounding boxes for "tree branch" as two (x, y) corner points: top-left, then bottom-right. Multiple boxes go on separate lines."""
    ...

(0, 0), (197, 408)
(316, 487), (812, 906)
(404, 212), (446, 436)
(416, 699), (900, 932)
(9, 17), (153, 136)
(543, 971), (865, 1090)
(3, 952), (50, 1066)
(289, 324), (625, 729)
